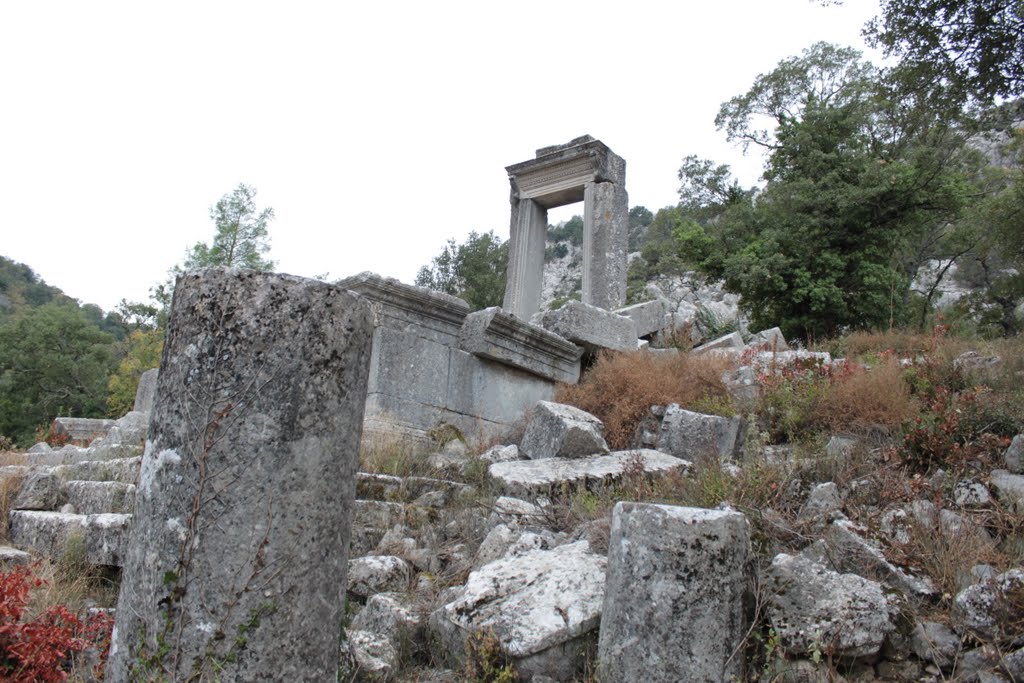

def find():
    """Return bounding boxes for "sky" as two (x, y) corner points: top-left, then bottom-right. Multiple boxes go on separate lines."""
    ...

(0, 0), (883, 313)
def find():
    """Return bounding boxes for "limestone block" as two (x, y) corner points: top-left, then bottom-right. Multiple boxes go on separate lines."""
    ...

(133, 368), (158, 413)
(446, 349), (557, 425)
(51, 417), (114, 443)
(991, 469), (1024, 511)
(748, 326), (790, 352)
(654, 404), (743, 460)
(825, 520), (936, 598)
(0, 546), (31, 567)
(488, 450), (690, 497)
(598, 504), (751, 683)
(911, 621), (964, 669)
(954, 479), (993, 507)
(108, 270), (373, 682)
(691, 331), (744, 354)
(430, 540), (606, 681)
(64, 481), (135, 514)
(27, 442), (51, 454)
(478, 444), (521, 465)
(1005, 435), (1024, 474)
(344, 629), (398, 680)
(519, 401), (609, 459)
(347, 555), (412, 599)
(54, 456), (141, 485)
(953, 569), (1024, 644)
(368, 327), (450, 407)
(614, 299), (667, 338)
(459, 307), (581, 384)
(9, 510), (130, 566)
(531, 301), (638, 354)
(110, 411), (149, 446)
(767, 553), (896, 659)
(583, 181), (628, 311)
(350, 592), (421, 642)
(351, 500), (408, 557)
(799, 482), (843, 522)
(14, 471), (62, 510)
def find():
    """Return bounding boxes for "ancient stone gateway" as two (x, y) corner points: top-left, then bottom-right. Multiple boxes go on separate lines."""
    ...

(503, 135), (628, 320)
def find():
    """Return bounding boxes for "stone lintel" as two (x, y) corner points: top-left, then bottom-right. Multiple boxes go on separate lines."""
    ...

(337, 272), (470, 338)
(460, 307), (582, 384)
(531, 301), (638, 354)
(615, 300), (668, 338)
(506, 136), (626, 208)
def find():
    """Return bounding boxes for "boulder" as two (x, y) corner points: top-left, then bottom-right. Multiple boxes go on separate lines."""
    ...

(1005, 435), (1024, 474)
(430, 540), (605, 681)
(911, 621), (964, 670)
(767, 553), (896, 660)
(952, 569), (1024, 645)
(990, 470), (1024, 511)
(654, 404), (742, 460)
(519, 401), (609, 459)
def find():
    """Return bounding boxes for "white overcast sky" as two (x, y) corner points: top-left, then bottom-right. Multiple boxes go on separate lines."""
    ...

(0, 0), (882, 312)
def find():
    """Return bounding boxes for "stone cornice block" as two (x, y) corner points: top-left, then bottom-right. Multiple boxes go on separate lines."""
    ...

(459, 307), (582, 384)
(337, 272), (470, 335)
(506, 135), (626, 208)
(532, 301), (638, 353)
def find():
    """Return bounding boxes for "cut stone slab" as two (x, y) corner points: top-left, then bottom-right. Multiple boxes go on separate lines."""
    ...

(531, 300), (638, 353)
(347, 555), (412, 599)
(767, 553), (896, 660)
(133, 368), (158, 413)
(459, 307), (582, 384)
(825, 520), (936, 598)
(0, 546), (31, 566)
(519, 401), (609, 459)
(488, 449), (690, 497)
(108, 269), (374, 682)
(430, 540), (606, 681)
(13, 471), (62, 510)
(655, 404), (743, 461)
(749, 327), (790, 352)
(614, 299), (667, 338)
(691, 331), (744, 354)
(599, 504), (751, 683)
(9, 511), (130, 566)
(64, 481), (135, 514)
(51, 417), (114, 443)
(54, 456), (140, 485)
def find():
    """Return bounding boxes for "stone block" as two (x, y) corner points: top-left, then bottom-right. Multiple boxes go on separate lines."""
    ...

(655, 404), (743, 460)
(767, 553), (896, 660)
(459, 307), (581, 384)
(8, 510), (130, 566)
(1005, 435), (1024, 473)
(691, 331), (744, 354)
(953, 569), (1024, 644)
(583, 181), (628, 310)
(0, 546), (31, 567)
(990, 469), (1024, 511)
(614, 299), (667, 337)
(14, 471), (62, 510)
(347, 555), (412, 599)
(133, 368), (158, 413)
(54, 456), (140, 485)
(368, 327), (450, 408)
(532, 301), (637, 353)
(51, 417), (114, 444)
(519, 401), (608, 459)
(488, 450), (690, 497)
(108, 270), (373, 682)
(446, 349), (557, 425)
(430, 540), (606, 681)
(748, 326), (790, 352)
(64, 480), (135, 514)
(599, 504), (751, 683)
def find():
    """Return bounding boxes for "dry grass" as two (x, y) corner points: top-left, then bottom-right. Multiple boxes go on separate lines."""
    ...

(0, 472), (25, 542)
(555, 350), (735, 450)
(813, 357), (917, 436)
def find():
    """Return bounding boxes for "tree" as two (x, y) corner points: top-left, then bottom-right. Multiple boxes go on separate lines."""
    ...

(865, 0), (1024, 104)
(676, 43), (975, 340)
(0, 303), (118, 445)
(153, 183), (276, 310)
(106, 327), (165, 417)
(415, 231), (509, 311)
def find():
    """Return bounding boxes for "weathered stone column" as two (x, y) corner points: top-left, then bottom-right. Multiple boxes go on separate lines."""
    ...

(502, 197), (547, 320)
(598, 503), (751, 683)
(582, 181), (628, 310)
(107, 269), (373, 682)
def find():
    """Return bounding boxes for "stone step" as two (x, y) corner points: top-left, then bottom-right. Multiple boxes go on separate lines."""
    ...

(356, 472), (473, 504)
(20, 442), (143, 467)
(53, 456), (141, 485)
(9, 511), (131, 567)
(64, 480), (136, 515)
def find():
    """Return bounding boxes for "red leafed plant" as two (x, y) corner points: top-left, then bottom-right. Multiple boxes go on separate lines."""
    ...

(0, 564), (114, 682)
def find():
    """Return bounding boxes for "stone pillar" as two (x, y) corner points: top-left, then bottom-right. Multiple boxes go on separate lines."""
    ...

(598, 503), (751, 683)
(107, 269), (373, 682)
(502, 197), (547, 320)
(583, 182), (628, 310)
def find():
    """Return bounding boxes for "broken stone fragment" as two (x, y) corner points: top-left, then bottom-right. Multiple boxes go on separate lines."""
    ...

(519, 401), (609, 459)
(348, 556), (413, 600)
(654, 404), (742, 461)
(952, 569), (1024, 645)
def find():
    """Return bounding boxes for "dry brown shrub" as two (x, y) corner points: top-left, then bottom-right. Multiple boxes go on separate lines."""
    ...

(814, 357), (917, 436)
(0, 473), (25, 542)
(555, 350), (735, 450)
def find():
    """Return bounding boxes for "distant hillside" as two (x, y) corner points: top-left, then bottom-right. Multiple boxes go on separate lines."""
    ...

(0, 255), (75, 315)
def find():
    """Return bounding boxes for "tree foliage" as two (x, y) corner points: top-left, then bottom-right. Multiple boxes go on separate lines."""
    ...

(415, 230), (509, 311)
(866, 0), (1024, 104)
(0, 303), (118, 446)
(106, 328), (165, 418)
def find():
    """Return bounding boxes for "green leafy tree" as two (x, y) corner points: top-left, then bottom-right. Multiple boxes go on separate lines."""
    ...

(677, 43), (975, 340)
(153, 183), (276, 309)
(415, 230), (509, 311)
(0, 303), (118, 445)
(106, 328), (165, 417)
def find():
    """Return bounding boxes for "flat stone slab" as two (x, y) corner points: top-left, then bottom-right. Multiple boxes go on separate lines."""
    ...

(531, 301), (637, 353)
(54, 456), (141, 485)
(691, 331), (744, 354)
(0, 545), (31, 566)
(519, 401), (609, 459)
(51, 417), (115, 443)
(64, 480), (136, 514)
(488, 449), (690, 496)
(614, 299), (667, 338)
(9, 510), (131, 566)
(655, 405), (743, 461)
(431, 540), (606, 679)
(460, 307), (582, 384)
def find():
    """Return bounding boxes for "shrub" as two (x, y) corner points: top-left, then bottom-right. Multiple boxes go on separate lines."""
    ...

(555, 351), (734, 450)
(0, 564), (113, 682)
